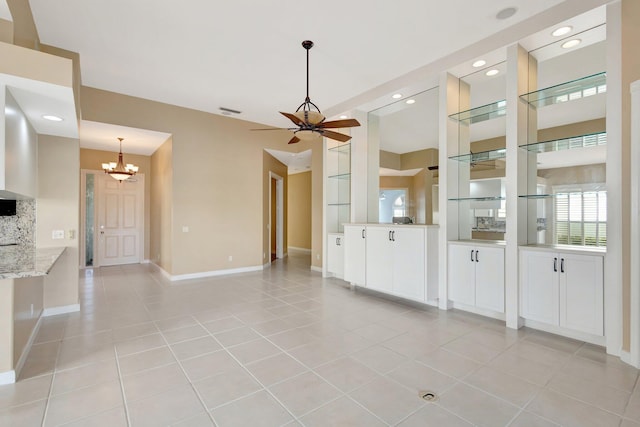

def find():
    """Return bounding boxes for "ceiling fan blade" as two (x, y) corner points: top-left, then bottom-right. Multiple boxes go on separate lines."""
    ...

(250, 128), (293, 131)
(317, 119), (361, 129)
(287, 136), (301, 144)
(321, 130), (352, 142)
(280, 111), (305, 126)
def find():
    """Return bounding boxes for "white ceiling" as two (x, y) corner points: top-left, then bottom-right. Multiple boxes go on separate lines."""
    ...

(0, 1), (10, 21)
(29, 0), (569, 131)
(265, 149), (312, 175)
(79, 120), (171, 155)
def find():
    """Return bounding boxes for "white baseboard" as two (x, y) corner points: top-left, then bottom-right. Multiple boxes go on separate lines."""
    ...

(153, 262), (265, 282)
(620, 350), (639, 368)
(310, 266), (322, 273)
(14, 312), (44, 381)
(43, 304), (80, 317)
(0, 370), (16, 385)
(288, 247), (312, 254)
(263, 262), (271, 269)
(141, 259), (151, 264)
(523, 319), (606, 346)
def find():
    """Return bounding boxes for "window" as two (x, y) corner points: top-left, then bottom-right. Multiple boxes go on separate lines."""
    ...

(554, 186), (606, 247)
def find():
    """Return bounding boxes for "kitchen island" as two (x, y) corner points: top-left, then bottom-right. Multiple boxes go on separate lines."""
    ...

(0, 246), (66, 384)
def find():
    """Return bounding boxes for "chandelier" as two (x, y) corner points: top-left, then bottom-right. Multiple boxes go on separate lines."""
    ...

(101, 137), (139, 182)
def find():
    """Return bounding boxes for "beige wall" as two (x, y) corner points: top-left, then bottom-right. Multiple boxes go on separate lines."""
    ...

(0, 18), (13, 44)
(80, 86), (319, 276)
(287, 171), (312, 250)
(37, 135), (79, 309)
(150, 138), (173, 270)
(538, 164), (606, 186)
(263, 151), (288, 261)
(80, 148), (153, 261)
(6, 0), (39, 49)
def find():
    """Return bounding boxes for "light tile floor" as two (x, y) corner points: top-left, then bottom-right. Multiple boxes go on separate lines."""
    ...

(1, 252), (640, 426)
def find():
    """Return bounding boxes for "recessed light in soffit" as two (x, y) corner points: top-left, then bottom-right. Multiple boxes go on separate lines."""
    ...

(472, 60), (486, 68)
(552, 26), (572, 37)
(561, 39), (581, 49)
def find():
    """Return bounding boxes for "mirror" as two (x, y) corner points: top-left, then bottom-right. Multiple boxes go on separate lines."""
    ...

(367, 86), (439, 224)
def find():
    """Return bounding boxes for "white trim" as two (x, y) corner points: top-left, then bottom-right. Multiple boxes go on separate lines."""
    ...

(620, 350), (637, 368)
(288, 247), (311, 254)
(630, 79), (640, 369)
(268, 171), (285, 261)
(141, 259), (151, 264)
(152, 262), (265, 282)
(451, 302), (506, 322)
(43, 304), (80, 317)
(0, 370), (16, 385)
(523, 318), (606, 347)
(310, 266), (322, 273)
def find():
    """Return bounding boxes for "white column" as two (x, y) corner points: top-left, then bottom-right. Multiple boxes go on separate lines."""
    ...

(629, 79), (640, 367)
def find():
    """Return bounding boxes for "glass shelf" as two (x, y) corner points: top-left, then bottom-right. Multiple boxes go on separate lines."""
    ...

(449, 100), (506, 124)
(519, 188), (606, 199)
(328, 173), (351, 180)
(328, 142), (351, 153)
(519, 132), (606, 153)
(328, 203), (351, 207)
(449, 148), (506, 163)
(520, 72), (606, 108)
(448, 196), (505, 202)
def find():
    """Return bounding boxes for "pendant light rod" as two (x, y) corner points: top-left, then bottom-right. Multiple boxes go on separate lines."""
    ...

(302, 40), (313, 103)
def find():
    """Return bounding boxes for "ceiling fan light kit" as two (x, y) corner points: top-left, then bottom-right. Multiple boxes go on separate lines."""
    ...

(253, 40), (361, 144)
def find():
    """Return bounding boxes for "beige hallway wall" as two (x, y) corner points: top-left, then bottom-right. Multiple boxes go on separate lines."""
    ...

(287, 171), (312, 250)
(81, 87), (317, 276)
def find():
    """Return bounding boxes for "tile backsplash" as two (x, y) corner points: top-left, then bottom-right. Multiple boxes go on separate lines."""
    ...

(0, 200), (35, 245)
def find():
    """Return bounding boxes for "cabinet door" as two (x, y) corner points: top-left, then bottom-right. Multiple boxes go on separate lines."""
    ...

(520, 250), (559, 325)
(327, 234), (344, 278)
(392, 228), (425, 301)
(344, 226), (366, 285)
(475, 246), (505, 313)
(448, 244), (476, 306)
(365, 227), (393, 292)
(560, 254), (604, 336)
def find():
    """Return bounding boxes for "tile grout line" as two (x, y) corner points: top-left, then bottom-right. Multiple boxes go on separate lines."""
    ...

(113, 346), (133, 426)
(39, 318), (65, 427)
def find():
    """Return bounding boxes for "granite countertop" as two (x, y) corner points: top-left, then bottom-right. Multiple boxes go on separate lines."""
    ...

(0, 245), (66, 280)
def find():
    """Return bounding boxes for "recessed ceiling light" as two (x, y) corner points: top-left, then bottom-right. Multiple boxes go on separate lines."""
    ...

(472, 60), (486, 68)
(392, 93), (402, 99)
(339, 115), (348, 119)
(496, 7), (517, 20)
(406, 99), (416, 105)
(552, 26), (572, 37)
(42, 114), (63, 122)
(485, 69), (500, 77)
(561, 39), (581, 49)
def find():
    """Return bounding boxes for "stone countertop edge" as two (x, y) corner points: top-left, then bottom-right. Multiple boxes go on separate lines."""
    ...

(0, 246), (66, 280)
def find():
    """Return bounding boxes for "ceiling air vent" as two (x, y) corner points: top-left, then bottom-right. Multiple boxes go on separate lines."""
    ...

(219, 107), (242, 116)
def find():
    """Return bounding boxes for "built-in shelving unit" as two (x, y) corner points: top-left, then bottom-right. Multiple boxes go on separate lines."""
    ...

(326, 142), (351, 234)
(448, 100), (507, 124)
(520, 72), (606, 108)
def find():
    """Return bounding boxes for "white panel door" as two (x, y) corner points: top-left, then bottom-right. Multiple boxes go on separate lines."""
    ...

(448, 244), (476, 306)
(475, 246), (505, 313)
(520, 250), (559, 325)
(97, 173), (143, 266)
(560, 254), (604, 336)
(327, 233), (344, 279)
(365, 227), (393, 293)
(392, 227), (425, 301)
(344, 226), (366, 285)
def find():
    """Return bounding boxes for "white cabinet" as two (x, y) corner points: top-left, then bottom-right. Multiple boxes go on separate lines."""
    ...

(365, 226), (425, 301)
(344, 225), (366, 285)
(520, 248), (604, 336)
(448, 242), (505, 313)
(327, 233), (344, 279)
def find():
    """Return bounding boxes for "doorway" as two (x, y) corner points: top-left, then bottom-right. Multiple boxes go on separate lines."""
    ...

(269, 172), (284, 262)
(81, 170), (144, 267)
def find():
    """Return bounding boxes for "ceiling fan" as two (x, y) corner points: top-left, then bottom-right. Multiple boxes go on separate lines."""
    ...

(254, 40), (360, 144)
